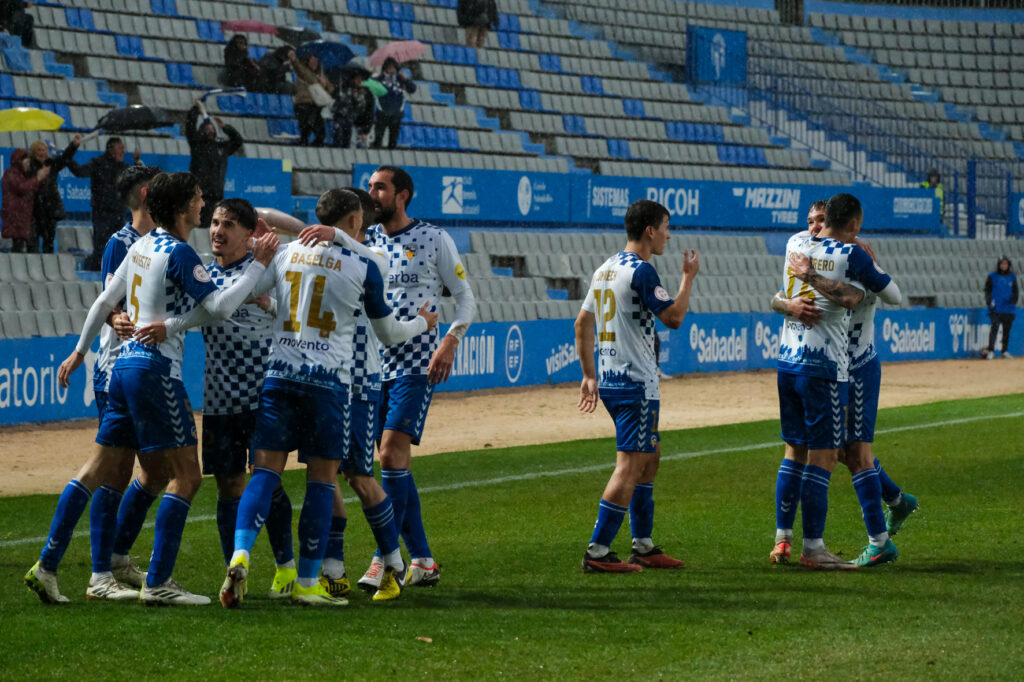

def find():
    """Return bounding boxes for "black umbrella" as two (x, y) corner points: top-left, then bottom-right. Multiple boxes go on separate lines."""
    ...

(93, 105), (175, 133)
(277, 25), (321, 47)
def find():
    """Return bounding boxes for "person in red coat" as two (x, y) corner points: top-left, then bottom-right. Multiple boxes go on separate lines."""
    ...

(2, 148), (50, 252)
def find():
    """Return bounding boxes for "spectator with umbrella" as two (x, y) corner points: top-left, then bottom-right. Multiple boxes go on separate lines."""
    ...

(28, 136), (79, 253)
(371, 58), (416, 150)
(291, 51), (333, 146)
(186, 99), (244, 228)
(331, 62), (375, 149)
(256, 46), (296, 95)
(2, 147), (49, 252)
(223, 34), (261, 91)
(457, 0), (498, 48)
(66, 137), (141, 270)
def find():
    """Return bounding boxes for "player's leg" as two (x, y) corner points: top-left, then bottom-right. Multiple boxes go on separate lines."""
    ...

(85, 447), (142, 601)
(1001, 314), (1014, 356)
(320, 483), (350, 596)
(773, 372), (809, 564)
(203, 413), (248, 565)
(845, 441), (899, 567)
(110, 460), (167, 587)
(797, 377), (855, 571)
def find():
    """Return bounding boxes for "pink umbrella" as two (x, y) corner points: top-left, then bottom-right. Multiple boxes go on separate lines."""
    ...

(369, 40), (428, 69)
(221, 19), (279, 36)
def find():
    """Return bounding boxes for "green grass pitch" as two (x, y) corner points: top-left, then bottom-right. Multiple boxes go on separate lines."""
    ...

(1, 394), (1022, 680)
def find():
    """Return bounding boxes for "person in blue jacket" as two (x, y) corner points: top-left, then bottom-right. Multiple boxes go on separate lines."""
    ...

(983, 256), (1018, 359)
(370, 58), (416, 150)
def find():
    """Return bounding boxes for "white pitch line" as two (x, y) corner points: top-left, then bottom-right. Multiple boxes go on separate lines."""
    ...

(2, 410), (1020, 549)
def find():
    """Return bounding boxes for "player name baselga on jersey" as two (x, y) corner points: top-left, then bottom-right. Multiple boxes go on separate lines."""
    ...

(201, 254), (275, 416)
(115, 228), (220, 380)
(260, 240), (391, 393)
(94, 222), (141, 392)
(366, 219), (471, 379)
(777, 233), (891, 382)
(582, 251), (674, 401)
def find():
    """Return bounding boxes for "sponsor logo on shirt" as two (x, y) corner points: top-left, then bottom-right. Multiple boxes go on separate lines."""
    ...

(455, 263), (466, 280)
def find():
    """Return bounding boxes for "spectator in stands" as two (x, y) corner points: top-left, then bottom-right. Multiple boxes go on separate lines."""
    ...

(256, 46), (296, 95)
(983, 256), (1018, 360)
(331, 70), (375, 149)
(28, 137), (79, 253)
(371, 58), (416, 150)
(922, 169), (943, 213)
(457, 0), (498, 48)
(223, 34), (261, 91)
(291, 52), (333, 147)
(66, 136), (141, 270)
(2, 148), (48, 253)
(185, 101), (244, 227)
(0, 0), (34, 48)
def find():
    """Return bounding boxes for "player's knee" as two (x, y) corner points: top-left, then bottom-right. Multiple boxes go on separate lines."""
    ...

(216, 473), (246, 499)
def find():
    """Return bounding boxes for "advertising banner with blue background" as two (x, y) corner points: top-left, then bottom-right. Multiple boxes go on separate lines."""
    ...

(1009, 193), (1024, 235)
(686, 26), (748, 85)
(353, 164), (569, 224)
(2, 308), (1011, 425)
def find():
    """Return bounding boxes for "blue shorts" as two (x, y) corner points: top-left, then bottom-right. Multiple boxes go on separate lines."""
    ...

(378, 374), (434, 445)
(847, 356), (881, 444)
(252, 383), (348, 461)
(778, 372), (848, 451)
(94, 391), (108, 420)
(96, 366), (198, 454)
(345, 396), (378, 477)
(601, 396), (660, 454)
(202, 410), (257, 476)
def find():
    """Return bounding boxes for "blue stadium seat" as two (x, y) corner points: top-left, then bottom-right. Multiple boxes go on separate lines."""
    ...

(497, 68), (520, 89)
(498, 14), (520, 32)
(622, 98), (645, 118)
(388, 21), (413, 39)
(251, 45), (268, 60)
(114, 35), (142, 58)
(267, 117), (298, 138)
(562, 114), (586, 135)
(581, 76), (604, 95)
(518, 89), (542, 111)
(166, 63), (197, 86)
(607, 139), (631, 158)
(347, 0), (365, 15)
(539, 54), (562, 72)
(366, 0), (383, 18)
(475, 66), (495, 87)
(196, 20), (224, 43)
(497, 32), (520, 50)
(64, 8), (95, 31)
(150, 0), (180, 16)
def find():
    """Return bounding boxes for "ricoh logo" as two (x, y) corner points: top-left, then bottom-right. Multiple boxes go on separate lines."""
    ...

(451, 332), (495, 378)
(948, 314), (989, 353)
(545, 342), (578, 376)
(646, 187), (699, 217)
(689, 324), (748, 364)
(881, 319), (935, 353)
(754, 321), (780, 360)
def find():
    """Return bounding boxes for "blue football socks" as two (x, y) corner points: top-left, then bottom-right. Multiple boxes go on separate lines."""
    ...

(852, 468), (888, 544)
(90, 485), (123, 573)
(216, 496), (241, 565)
(233, 467), (281, 555)
(325, 515), (347, 562)
(146, 493), (191, 587)
(800, 465), (831, 541)
(590, 498), (628, 549)
(401, 472), (432, 559)
(629, 482), (655, 541)
(775, 458), (805, 533)
(264, 485), (294, 566)
(379, 468), (410, 557)
(364, 497), (401, 557)
(112, 478), (158, 557)
(297, 481), (335, 583)
(874, 458), (903, 505)
(39, 479), (92, 572)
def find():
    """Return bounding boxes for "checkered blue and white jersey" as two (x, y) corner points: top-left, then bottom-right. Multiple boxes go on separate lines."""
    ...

(581, 252), (673, 401)
(112, 229), (220, 380)
(337, 232), (388, 400)
(848, 291), (879, 372)
(777, 233), (890, 382)
(200, 254), (275, 415)
(93, 222), (140, 393)
(365, 219), (470, 380)
(258, 240), (392, 395)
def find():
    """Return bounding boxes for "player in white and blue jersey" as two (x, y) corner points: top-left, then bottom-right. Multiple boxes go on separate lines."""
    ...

(775, 193), (901, 570)
(218, 194), (437, 608)
(24, 165), (169, 604)
(575, 199), (699, 573)
(360, 165), (475, 590)
(773, 206), (916, 568)
(50, 172), (279, 606)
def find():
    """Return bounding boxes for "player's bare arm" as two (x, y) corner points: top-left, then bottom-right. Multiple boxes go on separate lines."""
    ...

(427, 335), (458, 384)
(297, 224), (333, 246)
(658, 249), (699, 329)
(787, 252), (864, 310)
(574, 309), (598, 413)
(771, 290), (822, 327)
(256, 207), (306, 236)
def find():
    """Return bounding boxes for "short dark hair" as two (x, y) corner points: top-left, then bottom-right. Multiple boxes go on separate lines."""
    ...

(810, 199), (827, 212)
(146, 172), (200, 228)
(374, 165), (414, 208)
(343, 186), (376, 229)
(825, 193), (862, 231)
(316, 189), (362, 226)
(105, 137), (123, 153)
(213, 198), (257, 231)
(115, 164), (162, 210)
(624, 199), (669, 242)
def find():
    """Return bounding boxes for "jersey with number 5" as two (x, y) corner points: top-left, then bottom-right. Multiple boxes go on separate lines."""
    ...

(114, 229), (219, 380)
(581, 251), (673, 401)
(258, 240), (391, 394)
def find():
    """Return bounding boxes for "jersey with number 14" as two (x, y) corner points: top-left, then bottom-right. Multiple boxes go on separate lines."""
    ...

(114, 228), (219, 380)
(581, 251), (673, 401)
(259, 240), (391, 395)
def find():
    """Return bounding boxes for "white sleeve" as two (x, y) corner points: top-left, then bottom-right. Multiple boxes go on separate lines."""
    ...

(436, 231), (474, 339)
(74, 259), (128, 355)
(370, 312), (428, 346)
(581, 283), (596, 313)
(877, 279), (902, 305)
(199, 260), (267, 319)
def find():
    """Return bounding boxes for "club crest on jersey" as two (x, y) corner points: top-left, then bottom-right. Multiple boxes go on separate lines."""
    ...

(404, 245), (417, 260)
(193, 264), (212, 282)
(455, 263), (466, 280)
(654, 286), (670, 301)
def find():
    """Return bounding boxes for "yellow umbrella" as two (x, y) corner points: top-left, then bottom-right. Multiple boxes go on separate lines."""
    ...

(0, 107), (65, 133)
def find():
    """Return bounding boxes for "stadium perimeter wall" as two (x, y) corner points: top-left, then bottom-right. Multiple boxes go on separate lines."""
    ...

(0, 307), (1008, 426)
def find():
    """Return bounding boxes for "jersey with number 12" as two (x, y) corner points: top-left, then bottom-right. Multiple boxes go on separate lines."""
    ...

(581, 251), (673, 401)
